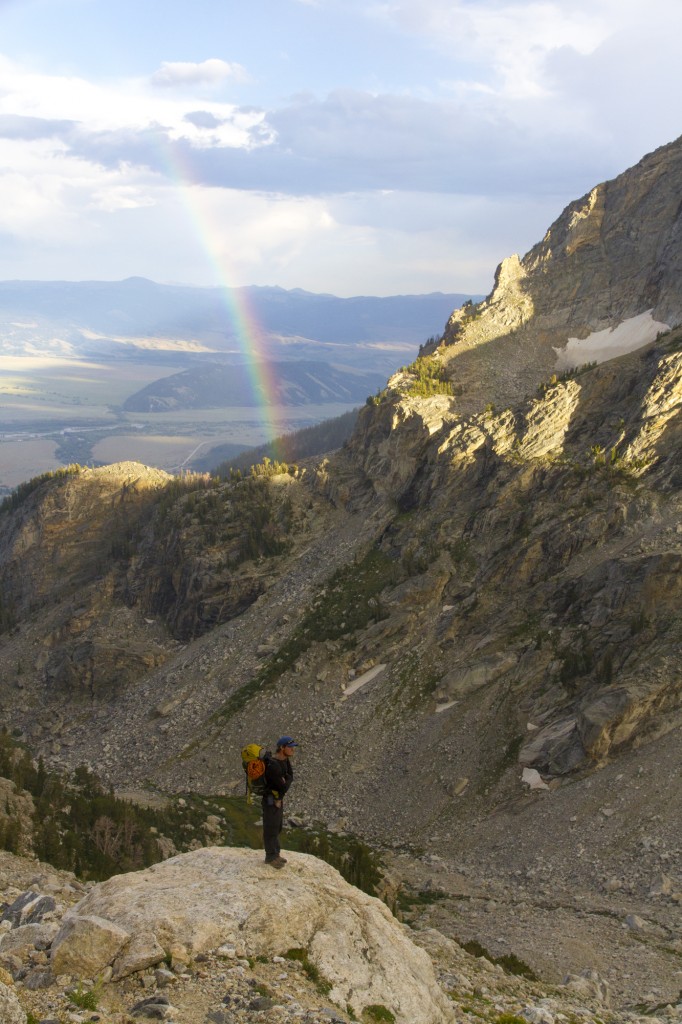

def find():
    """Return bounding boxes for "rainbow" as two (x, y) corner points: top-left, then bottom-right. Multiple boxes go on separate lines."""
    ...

(160, 142), (284, 457)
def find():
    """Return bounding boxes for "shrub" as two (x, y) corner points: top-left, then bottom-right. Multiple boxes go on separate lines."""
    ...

(294, 832), (382, 896)
(68, 982), (98, 1010)
(536, 361), (597, 397)
(460, 940), (538, 981)
(400, 356), (453, 398)
(212, 407), (359, 476)
(362, 1005), (396, 1023)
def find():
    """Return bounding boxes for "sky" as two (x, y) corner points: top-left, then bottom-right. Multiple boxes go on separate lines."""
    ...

(0, 0), (680, 297)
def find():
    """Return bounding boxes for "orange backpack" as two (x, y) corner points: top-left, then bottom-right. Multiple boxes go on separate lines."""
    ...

(241, 744), (271, 804)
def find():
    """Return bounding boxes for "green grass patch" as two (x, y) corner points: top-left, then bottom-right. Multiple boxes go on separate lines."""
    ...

(391, 651), (442, 711)
(446, 537), (477, 571)
(209, 794), (262, 848)
(362, 1005), (396, 1023)
(475, 734), (524, 796)
(284, 948), (332, 994)
(287, 829), (383, 896)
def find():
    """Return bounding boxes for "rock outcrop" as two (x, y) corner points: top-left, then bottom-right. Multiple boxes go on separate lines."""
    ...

(51, 846), (454, 1024)
(0, 980), (26, 1024)
(433, 136), (682, 411)
(3, 848), (660, 1024)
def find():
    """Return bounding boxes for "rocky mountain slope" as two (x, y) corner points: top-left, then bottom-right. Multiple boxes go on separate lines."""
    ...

(1, 137), (681, 1014)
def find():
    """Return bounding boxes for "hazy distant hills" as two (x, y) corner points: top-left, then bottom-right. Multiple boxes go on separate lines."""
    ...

(0, 278), (474, 374)
(0, 277), (470, 482)
(123, 360), (385, 411)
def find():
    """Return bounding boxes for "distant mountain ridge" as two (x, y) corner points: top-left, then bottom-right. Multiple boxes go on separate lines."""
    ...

(123, 360), (383, 411)
(0, 278), (475, 374)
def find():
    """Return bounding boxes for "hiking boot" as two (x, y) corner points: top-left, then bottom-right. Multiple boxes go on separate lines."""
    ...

(266, 857), (286, 869)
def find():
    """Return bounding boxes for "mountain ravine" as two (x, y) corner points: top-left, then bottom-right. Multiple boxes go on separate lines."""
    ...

(0, 136), (681, 1019)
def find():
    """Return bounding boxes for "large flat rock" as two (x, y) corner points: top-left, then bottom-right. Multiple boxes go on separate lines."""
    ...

(51, 846), (454, 1024)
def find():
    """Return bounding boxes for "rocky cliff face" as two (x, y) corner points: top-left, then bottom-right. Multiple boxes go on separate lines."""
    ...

(428, 136), (682, 412)
(1, 139), (681, 1011)
(0, 462), (317, 699)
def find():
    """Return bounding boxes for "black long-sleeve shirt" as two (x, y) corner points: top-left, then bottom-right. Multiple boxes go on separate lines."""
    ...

(263, 756), (293, 800)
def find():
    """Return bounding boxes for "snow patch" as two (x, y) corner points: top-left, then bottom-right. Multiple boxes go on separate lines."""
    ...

(341, 664), (386, 699)
(522, 767), (550, 791)
(434, 700), (458, 714)
(554, 310), (669, 371)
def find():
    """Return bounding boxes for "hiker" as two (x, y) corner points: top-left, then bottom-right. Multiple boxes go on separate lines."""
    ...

(262, 735), (297, 868)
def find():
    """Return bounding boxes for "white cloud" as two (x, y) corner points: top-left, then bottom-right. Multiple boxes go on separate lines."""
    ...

(89, 184), (157, 212)
(0, 0), (681, 296)
(150, 58), (247, 89)
(184, 187), (336, 279)
(0, 54), (263, 150)
(0, 136), (159, 240)
(375, 0), (610, 94)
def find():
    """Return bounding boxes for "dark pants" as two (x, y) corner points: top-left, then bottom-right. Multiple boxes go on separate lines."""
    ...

(262, 798), (284, 860)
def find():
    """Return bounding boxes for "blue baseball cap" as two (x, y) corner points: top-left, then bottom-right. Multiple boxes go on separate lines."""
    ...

(277, 736), (298, 748)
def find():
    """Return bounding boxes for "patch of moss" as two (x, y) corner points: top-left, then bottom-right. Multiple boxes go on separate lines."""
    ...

(475, 734), (524, 796)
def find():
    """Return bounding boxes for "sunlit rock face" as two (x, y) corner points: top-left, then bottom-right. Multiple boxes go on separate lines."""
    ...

(432, 136), (682, 412)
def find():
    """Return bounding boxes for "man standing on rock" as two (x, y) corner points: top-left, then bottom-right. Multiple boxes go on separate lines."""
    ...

(263, 736), (297, 868)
